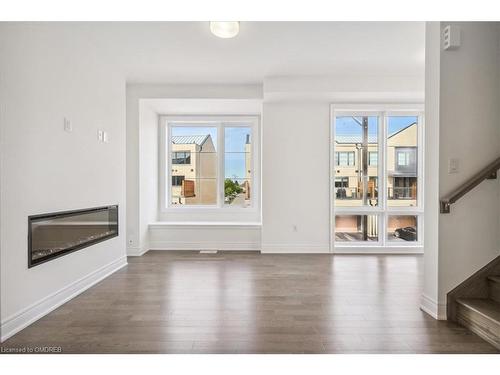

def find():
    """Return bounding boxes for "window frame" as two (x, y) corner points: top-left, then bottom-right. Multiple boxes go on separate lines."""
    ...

(159, 115), (260, 214)
(330, 104), (424, 253)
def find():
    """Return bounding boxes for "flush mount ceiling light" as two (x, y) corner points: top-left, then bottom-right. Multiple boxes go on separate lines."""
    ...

(210, 21), (240, 38)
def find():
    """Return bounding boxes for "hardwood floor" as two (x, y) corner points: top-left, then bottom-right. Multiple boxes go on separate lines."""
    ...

(2, 251), (499, 354)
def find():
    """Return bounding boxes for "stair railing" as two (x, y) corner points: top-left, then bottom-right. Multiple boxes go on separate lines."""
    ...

(440, 156), (500, 213)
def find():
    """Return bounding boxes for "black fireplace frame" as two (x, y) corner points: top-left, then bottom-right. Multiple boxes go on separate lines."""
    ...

(28, 205), (119, 268)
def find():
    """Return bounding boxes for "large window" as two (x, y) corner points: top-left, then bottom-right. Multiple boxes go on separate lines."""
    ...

(161, 116), (260, 211)
(331, 106), (423, 251)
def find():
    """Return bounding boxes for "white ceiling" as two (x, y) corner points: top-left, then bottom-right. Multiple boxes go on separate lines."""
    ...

(96, 22), (425, 84)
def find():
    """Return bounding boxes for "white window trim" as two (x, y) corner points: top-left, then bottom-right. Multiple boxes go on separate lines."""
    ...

(330, 104), (424, 253)
(159, 115), (261, 215)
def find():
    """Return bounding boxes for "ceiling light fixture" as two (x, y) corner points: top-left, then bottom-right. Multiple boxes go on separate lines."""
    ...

(210, 21), (240, 38)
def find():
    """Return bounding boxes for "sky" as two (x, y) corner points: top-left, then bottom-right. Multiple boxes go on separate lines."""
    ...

(335, 116), (418, 137)
(171, 126), (251, 180)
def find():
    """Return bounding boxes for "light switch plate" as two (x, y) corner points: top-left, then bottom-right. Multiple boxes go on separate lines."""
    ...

(449, 158), (460, 174)
(63, 117), (72, 132)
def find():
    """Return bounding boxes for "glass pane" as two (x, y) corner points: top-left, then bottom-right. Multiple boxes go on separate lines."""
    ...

(387, 116), (418, 207)
(224, 178), (251, 207)
(334, 116), (379, 207)
(171, 126), (218, 206)
(335, 215), (378, 242)
(224, 127), (252, 208)
(171, 178), (217, 206)
(387, 215), (418, 242)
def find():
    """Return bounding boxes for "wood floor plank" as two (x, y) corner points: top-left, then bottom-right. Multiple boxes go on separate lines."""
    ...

(1, 251), (498, 354)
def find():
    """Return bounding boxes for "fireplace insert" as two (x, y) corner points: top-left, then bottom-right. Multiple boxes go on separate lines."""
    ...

(28, 205), (118, 268)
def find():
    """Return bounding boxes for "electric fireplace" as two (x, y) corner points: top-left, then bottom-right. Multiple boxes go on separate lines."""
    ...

(28, 205), (118, 268)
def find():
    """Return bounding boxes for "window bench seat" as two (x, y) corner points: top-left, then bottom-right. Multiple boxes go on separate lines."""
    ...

(148, 222), (262, 251)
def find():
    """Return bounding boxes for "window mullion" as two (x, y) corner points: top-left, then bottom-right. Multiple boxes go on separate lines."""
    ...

(218, 122), (224, 208)
(380, 112), (388, 246)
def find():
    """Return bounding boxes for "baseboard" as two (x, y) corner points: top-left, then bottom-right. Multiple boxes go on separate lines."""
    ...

(149, 241), (260, 251)
(0, 255), (127, 342)
(261, 244), (330, 254)
(127, 246), (150, 257)
(420, 293), (447, 320)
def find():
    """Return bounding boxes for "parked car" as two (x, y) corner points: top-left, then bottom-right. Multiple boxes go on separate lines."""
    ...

(394, 226), (417, 241)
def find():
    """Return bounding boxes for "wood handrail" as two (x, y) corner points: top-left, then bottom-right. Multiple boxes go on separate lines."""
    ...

(440, 156), (500, 213)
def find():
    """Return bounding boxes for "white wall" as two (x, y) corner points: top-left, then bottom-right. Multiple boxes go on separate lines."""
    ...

(138, 102), (158, 255)
(262, 101), (331, 253)
(422, 22), (442, 318)
(437, 22), (500, 311)
(0, 23), (127, 340)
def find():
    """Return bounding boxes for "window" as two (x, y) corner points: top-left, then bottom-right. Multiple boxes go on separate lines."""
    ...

(224, 127), (252, 207)
(171, 176), (185, 186)
(333, 116), (379, 207)
(161, 116), (260, 211)
(335, 151), (355, 166)
(397, 151), (410, 166)
(335, 177), (348, 188)
(388, 118), (419, 207)
(170, 126), (217, 206)
(387, 215), (418, 242)
(172, 151), (191, 165)
(335, 214), (379, 242)
(331, 106), (423, 250)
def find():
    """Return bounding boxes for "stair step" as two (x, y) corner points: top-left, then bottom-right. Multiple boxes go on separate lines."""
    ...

(456, 298), (500, 349)
(488, 276), (500, 303)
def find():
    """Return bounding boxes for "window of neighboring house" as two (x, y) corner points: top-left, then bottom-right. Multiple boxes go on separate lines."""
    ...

(331, 107), (423, 250)
(172, 151), (191, 165)
(397, 150), (410, 166)
(171, 176), (185, 186)
(335, 177), (348, 188)
(335, 151), (355, 166)
(161, 116), (260, 210)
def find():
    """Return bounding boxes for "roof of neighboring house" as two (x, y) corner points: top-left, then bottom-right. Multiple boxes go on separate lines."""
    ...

(335, 122), (416, 144)
(172, 135), (210, 145)
(335, 134), (378, 144)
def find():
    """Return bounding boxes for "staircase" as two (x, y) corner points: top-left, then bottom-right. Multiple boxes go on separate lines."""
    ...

(447, 257), (500, 350)
(455, 276), (500, 349)
(441, 157), (500, 350)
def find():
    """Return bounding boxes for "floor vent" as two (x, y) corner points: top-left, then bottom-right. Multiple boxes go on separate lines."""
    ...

(199, 250), (218, 254)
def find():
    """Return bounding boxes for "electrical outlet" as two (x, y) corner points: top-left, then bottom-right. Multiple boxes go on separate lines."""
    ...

(292, 225), (298, 232)
(97, 130), (104, 142)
